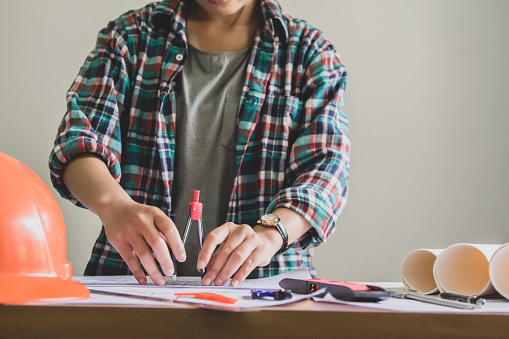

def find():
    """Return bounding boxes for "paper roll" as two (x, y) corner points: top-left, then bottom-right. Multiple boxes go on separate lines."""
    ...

(433, 243), (502, 296)
(400, 249), (443, 294)
(489, 243), (509, 299)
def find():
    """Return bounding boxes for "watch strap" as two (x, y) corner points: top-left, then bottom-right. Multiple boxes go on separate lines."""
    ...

(274, 219), (289, 255)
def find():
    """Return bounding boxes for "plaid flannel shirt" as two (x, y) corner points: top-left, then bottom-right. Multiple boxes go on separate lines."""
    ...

(49, 0), (350, 278)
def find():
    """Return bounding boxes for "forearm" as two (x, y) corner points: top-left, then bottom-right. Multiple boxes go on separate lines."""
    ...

(272, 207), (312, 244)
(62, 154), (131, 217)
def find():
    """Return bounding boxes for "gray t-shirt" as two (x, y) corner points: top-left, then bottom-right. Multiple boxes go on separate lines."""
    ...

(172, 43), (250, 276)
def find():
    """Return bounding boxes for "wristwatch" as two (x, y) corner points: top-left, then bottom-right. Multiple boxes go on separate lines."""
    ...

(256, 214), (288, 255)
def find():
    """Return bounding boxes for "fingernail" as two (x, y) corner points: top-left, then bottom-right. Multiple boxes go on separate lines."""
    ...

(156, 278), (166, 286)
(197, 260), (205, 269)
(165, 268), (174, 276)
(215, 278), (224, 286)
(178, 253), (186, 262)
(231, 280), (239, 287)
(139, 277), (147, 285)
(202, 277), (211, 286)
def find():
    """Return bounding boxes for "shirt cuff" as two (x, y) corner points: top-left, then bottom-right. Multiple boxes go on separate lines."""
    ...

(267, 187), (336, 250)
(49, 136), (121, 208)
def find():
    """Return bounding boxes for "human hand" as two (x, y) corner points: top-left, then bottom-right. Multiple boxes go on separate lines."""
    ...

(97, 199), (186, 286)
(197, 222), (283, 287)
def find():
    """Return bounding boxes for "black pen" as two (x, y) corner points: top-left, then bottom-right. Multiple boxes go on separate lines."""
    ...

(440, 293), (486, 306)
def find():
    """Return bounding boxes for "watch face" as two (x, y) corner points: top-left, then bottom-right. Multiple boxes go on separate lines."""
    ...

(261, 214), (279, 223)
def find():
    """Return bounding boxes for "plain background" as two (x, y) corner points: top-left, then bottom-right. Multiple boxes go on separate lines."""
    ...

(1, 0), (508, 282)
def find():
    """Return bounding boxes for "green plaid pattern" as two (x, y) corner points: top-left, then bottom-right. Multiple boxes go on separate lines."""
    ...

(49, 0), (350, 278)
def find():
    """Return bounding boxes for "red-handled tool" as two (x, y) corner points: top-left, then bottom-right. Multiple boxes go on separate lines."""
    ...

(181, 190), (205, 278)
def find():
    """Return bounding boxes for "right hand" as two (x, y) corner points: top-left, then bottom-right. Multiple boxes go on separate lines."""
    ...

(97, 199), (186, 286)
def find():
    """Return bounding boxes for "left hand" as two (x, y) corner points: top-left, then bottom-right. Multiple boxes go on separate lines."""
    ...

(197, 222), (283, 287)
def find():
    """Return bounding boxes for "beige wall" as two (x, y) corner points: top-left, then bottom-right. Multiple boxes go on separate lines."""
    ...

(1, 0), (508, 281)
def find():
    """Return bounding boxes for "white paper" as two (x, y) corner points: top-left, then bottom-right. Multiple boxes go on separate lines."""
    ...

(73, 264), (311, 289)
(81, 286), (325, 310)
(66, 265), (313, 309)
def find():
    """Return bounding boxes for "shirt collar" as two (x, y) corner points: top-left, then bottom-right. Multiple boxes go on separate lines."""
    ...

(259, 0), (289, 43)
(150, 0), (187, 35)
(150, 0), (289, 43)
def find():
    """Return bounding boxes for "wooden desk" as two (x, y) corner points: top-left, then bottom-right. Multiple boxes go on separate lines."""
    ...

(2, 300), (508, 338)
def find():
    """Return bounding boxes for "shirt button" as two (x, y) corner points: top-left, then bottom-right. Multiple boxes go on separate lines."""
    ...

(176, 54), (184, 61)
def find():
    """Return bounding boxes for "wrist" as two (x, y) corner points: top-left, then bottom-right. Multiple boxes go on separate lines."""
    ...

(94, 191), (133, 222)
(253, 224), (284, 254)
(255, 213), (289, 255)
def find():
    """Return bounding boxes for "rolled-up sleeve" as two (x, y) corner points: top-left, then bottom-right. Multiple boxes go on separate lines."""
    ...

(49, 22), (131, 207)
(268, 46), (350, 250)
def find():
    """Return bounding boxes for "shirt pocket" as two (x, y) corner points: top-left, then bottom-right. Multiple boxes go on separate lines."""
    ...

(220, 94), (240, 153)
(260, 95), (302, 158)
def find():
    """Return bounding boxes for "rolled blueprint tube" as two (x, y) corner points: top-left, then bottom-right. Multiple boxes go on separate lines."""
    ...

(400, 249), (443, 294)
(489, 243), (509, 299)
(434, 243), (501, 296)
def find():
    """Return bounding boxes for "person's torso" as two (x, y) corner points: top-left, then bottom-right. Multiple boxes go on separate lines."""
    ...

(172, 43), (251, 276)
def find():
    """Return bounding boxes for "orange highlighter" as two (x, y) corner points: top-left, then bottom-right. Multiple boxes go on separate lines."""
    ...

(174, 292), (238, 304)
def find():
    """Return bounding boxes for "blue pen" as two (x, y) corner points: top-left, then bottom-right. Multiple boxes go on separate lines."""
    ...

(251, 289), (292, 300)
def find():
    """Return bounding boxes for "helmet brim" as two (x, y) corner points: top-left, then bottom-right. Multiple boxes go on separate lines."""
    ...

(0, 275), (90, 304)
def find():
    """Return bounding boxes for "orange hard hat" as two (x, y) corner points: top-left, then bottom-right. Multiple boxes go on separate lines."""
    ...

(0, 151), (89, 304)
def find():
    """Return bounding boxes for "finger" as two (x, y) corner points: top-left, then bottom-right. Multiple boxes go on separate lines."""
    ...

(154, 211), (186, 262)
(131, 237), (166, 286)
(198, 224), (232, 271)
(231, 248), (265, 287)
(204, 251), (218, 272)
(115, 242), (147, 285)
(215, 240), (257, 287)
(145, 231), (174, 277)
(201, 243), (222, 271)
